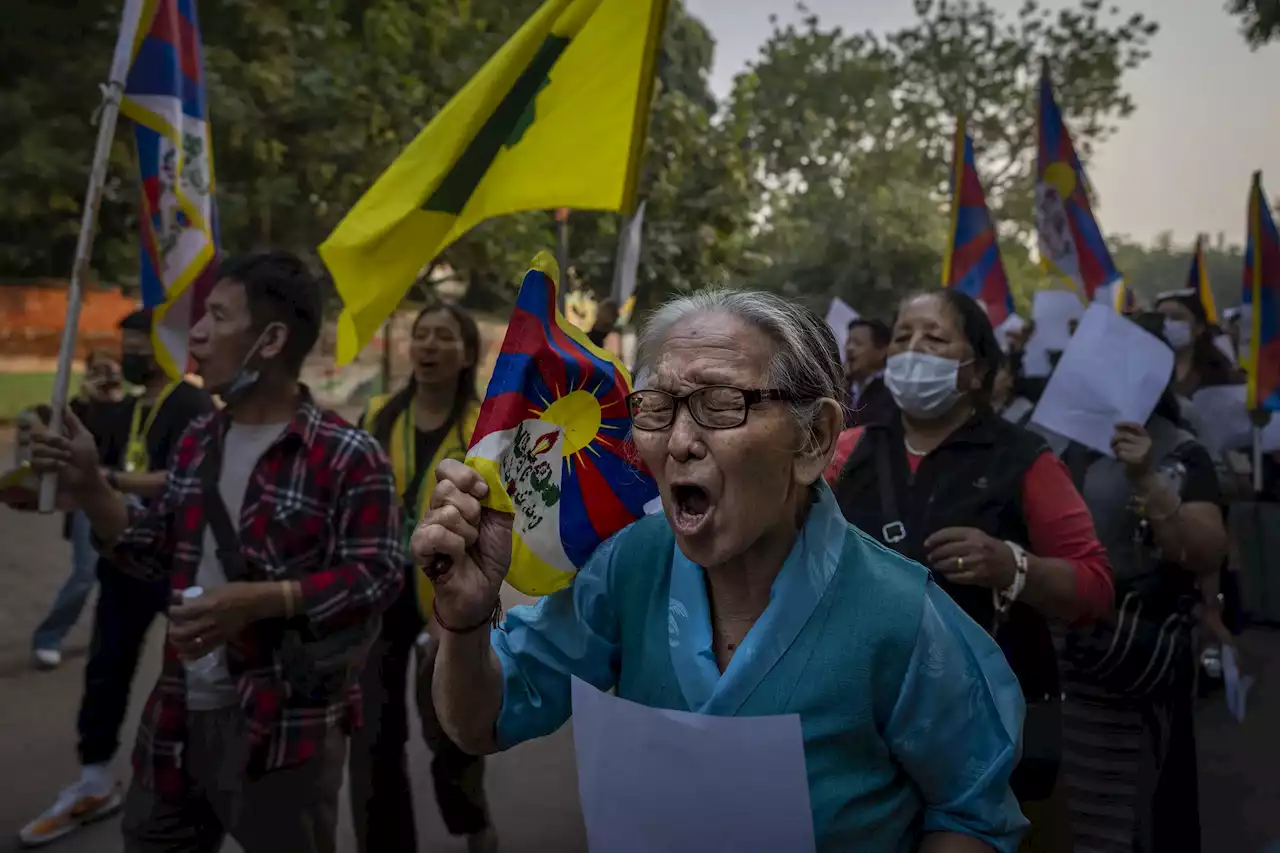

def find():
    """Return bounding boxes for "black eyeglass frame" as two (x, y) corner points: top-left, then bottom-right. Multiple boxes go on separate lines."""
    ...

(625, 386), (802, 431)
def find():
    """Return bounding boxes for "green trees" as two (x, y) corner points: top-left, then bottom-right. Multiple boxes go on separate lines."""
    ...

(0, 0), (1159, 325)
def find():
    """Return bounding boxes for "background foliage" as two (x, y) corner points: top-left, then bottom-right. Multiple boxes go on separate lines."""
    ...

(2, 0), (1241, 330)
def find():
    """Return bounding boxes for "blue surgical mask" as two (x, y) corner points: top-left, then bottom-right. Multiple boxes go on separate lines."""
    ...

(885, 351), (967, 419)
(1163, 319), (1194, 351)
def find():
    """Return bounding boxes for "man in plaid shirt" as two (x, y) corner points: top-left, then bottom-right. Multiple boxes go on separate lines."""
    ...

(30, 251), (403, 853)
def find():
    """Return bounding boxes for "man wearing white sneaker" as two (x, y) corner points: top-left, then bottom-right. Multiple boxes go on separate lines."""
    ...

(17, 310), (213, 849)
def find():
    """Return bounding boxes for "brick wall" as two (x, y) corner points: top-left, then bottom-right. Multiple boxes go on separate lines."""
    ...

(0, 283), (136, 358)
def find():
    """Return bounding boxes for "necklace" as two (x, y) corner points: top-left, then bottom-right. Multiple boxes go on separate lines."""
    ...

(903, 437), (929, 457)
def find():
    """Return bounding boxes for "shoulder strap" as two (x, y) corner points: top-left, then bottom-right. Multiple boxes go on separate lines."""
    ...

(198, 437), (249, 583)
(872, 431), (906, 545)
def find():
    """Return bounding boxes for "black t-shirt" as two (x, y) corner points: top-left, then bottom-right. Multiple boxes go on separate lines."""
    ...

(403, 425), (449, 510)
(98, 381), (216, 472)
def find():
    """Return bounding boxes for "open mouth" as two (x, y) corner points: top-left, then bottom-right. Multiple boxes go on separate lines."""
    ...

(670, 483), (712, 535)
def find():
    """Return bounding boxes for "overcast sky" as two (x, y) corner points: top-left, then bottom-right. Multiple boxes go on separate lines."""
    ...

(685, 0), (1280, 247)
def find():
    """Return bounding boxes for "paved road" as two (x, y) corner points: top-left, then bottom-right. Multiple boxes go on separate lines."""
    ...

(1, 434), (1278, 852)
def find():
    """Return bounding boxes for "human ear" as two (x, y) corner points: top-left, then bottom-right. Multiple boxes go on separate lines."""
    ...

(794, 398), (843, 486)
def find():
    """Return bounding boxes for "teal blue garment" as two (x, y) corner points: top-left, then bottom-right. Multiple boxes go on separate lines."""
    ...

(492, 482), (1029, 852)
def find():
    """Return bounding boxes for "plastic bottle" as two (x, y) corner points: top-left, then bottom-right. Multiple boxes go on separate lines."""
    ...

(180, 586), (221, 676)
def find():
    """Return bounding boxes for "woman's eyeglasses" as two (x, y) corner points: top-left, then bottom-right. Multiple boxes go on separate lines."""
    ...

(626, 386), (799, 431)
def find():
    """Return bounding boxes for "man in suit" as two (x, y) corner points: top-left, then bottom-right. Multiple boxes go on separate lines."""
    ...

(844, 318), (893, 427)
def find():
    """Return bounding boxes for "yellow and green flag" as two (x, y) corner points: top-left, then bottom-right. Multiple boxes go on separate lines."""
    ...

(319, 0), (669, 365)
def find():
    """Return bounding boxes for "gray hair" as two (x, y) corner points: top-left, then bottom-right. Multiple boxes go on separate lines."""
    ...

(633, 290), (845, 447)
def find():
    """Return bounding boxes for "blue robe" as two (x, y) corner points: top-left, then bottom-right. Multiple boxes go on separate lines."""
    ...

(491, 483), (1028, 852)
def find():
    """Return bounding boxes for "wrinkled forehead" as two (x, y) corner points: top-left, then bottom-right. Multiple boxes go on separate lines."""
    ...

(643, 311), (775, 392)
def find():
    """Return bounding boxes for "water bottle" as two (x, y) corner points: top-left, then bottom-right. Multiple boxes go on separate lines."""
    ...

(180, 586), (221, 676)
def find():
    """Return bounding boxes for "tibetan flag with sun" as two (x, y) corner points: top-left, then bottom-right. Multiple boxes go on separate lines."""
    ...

(466, 253), (660, 595)
(121, 0), (220, 378)
(942, 116), (1013, 326)
(1244, 172), (1280, 411)
(1035, 60), (1121, 301)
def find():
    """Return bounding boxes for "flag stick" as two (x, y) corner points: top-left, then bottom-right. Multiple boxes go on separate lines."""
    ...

(1253, 423), (1264, 495)
(556, 209), (570, 312)
(39, 0), (145, 513)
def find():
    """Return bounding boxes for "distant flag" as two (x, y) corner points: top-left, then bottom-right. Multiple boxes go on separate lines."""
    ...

(942, 116), (1013, 325)
(1244, 172), (1280, 411)
(121, 0), (219, 378)
(319, 0), (671, 365)
(1103, 280), (1137, 313)
(1035, 59), (1121, 301)
(1186, 235), (1219, 324)
(465, 253), (660, 595)
(612, 199), (647, 326)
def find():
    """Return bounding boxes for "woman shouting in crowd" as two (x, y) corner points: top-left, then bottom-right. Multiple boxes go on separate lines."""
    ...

(827, 289), (1113, 852)
(349, 302), (497, 853)
(413, 290), (1029, 852)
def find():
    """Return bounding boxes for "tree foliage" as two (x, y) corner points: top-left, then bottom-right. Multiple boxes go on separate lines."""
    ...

(1227, 0), (1280, 48)
(1, 0), (1159, 333)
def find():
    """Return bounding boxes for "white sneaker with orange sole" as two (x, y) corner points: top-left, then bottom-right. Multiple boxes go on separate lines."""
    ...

(17, 780), (123, 848)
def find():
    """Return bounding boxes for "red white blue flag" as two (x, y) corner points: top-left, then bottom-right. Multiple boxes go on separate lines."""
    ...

(1035, 61), (1120, 301)
(943, 116), (1013, 325)
(121, 0), (219, 377)
(1244, 172), (1280, 410)
(467, 253), (660, 595)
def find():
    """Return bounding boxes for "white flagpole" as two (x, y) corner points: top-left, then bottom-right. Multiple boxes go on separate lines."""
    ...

(39, 0), (145, 512)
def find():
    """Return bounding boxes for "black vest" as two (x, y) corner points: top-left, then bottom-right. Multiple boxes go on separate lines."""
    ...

(833, 409), (1060, 704)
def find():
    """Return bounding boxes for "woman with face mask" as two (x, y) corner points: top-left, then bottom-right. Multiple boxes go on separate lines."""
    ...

(1152, 291), (1247, 688)
(1057, 311), (1226, 853)
(1154, 290), (1241, 397)
(829, 289), (1113, 852)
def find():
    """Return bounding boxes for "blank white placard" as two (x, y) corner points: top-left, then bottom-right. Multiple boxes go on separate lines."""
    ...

(572, 677), (817, 853)
(1030, 304), (1174, 456)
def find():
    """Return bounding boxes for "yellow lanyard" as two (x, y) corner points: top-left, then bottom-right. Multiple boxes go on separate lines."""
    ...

(124, 380), (181, 472)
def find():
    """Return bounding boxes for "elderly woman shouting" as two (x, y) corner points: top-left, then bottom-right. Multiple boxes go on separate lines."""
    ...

(413, 291), (1028, 852)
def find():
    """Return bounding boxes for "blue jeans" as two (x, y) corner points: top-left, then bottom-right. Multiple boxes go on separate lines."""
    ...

(31, 512), (98, 653)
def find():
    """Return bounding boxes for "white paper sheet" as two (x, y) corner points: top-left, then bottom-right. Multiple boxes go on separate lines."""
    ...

(825, 297), (860, 358)
(1222, 645), (1254, 723)
(1188, 385), (1253, 455)
(1024, 290), (1086, 377)
(1029, 304), (1175, 456)
(995, 312), (1027, 353)
(572, 677), (817, 853)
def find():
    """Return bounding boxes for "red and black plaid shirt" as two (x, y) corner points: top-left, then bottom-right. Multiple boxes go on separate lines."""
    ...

(110, 391), (403, 798)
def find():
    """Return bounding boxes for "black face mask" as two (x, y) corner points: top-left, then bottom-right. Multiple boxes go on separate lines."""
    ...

(121, 354), (155, 386)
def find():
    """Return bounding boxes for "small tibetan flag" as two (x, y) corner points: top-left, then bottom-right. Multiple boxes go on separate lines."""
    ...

(1186, 235), (1219, 324)
(466, 253), (660, 595)
(942, 116), (1013, 326)
(1244, 172), (1280, 411)
(1035, 59), (1121, 301)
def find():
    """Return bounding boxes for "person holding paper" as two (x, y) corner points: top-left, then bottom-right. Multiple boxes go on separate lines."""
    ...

(826, 289), (1113, 851)
(414, 290), (1029, 852)
(1154, 289), (1241, 396)
(1058, 311), (1229, 853)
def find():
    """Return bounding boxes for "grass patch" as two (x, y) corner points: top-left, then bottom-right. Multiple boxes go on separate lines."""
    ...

(0, 372), (82, 421)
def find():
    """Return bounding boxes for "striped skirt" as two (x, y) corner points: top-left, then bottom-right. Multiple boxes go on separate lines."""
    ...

(1060, 668), (1200, 853)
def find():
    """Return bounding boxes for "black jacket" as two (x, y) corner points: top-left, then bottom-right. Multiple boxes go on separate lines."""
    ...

(844, 376), (895, 428)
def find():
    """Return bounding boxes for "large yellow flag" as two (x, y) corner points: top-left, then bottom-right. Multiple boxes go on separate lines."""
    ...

(320, 0), (669, 365)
